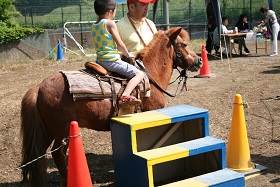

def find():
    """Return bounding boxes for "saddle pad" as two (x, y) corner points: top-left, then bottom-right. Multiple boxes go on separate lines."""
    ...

(60, 70), (122, 100)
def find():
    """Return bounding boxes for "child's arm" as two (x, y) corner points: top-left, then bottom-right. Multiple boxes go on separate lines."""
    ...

(107, 20), (134, 58)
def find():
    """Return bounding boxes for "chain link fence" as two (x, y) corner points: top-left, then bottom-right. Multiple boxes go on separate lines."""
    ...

(11, 0), (279, 59)
(15, 0), (279, 35)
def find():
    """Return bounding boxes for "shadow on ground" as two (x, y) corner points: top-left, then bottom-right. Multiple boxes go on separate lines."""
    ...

(0, 153), (114, 187)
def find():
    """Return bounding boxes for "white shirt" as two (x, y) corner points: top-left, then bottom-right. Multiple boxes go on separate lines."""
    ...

(266, 10), (278, 25)
(213, 24), (233, 46)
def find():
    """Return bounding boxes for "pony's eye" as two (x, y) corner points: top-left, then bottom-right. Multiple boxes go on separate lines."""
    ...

(179, 42), (188, 47)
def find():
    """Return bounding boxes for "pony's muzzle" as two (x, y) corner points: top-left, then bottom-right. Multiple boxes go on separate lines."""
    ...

(190, 55), (203, 72)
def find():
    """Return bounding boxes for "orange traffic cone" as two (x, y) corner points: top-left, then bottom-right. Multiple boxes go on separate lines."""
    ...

(226, 94), (254, 172)
(67, 121), (93, 187)
(194, 45), (215, 78)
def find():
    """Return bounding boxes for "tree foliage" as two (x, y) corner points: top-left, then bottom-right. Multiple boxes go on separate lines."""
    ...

(0, 0), (43, 44)
(16, 0), (83, 6)
(0, 0), (20, 27)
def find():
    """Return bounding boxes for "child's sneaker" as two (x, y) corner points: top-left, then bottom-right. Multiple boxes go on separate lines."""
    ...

(118, 96), (141, 107)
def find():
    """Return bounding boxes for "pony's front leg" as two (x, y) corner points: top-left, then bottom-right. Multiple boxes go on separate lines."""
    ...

(51, 139), (68, 187)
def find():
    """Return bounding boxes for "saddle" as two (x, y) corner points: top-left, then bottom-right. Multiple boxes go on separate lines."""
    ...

(61, 61), (150, 109)
(84, 61), (108, 75)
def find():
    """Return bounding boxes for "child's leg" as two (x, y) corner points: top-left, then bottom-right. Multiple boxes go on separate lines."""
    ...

(122, 71), (145, 97)
(96, 59), (145, 97)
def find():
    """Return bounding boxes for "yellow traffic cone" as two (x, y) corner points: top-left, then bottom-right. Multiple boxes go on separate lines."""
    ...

(226, 94), (254, 172)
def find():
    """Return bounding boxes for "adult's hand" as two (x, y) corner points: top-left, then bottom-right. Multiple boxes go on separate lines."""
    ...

(121, 55), (135, 66)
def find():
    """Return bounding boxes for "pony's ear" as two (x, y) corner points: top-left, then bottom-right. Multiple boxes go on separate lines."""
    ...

(169, 27), (182, 40)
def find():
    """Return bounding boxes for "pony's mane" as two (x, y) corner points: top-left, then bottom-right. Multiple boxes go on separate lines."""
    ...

(134, 27), (191, 91)
(135, 27), (190, 60)
(135, 30), (167, 60)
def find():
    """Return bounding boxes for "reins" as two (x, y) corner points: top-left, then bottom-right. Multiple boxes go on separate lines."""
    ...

(127, 15), (188, 97)
(135, 34), (192, 98)
(127, 16), (199, 98)
(135, 59), (176, 97)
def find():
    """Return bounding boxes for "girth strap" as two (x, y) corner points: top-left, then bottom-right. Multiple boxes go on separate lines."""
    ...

(109, 77), (117, 107)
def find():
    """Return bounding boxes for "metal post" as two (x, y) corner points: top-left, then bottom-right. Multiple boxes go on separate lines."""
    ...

(122, 3), (125, 17)
(222, 0), (225, 15)
(268, 0), (273, 10)
(80, 4), (83, 47)
(189, 1), (191, 38)
(61, 0), (64, 28)
(163, 0), (169, 29)
(30, 7), (33, 26)
(249, 0), (252, 29)
(24, 8), (27, 25)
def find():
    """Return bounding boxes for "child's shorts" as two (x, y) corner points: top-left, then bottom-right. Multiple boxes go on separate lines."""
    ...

(97, 59), (140, 79)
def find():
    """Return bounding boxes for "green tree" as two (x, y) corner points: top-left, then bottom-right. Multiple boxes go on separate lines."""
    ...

(0, 0), (20, 27)
(0, 0), (43, 44)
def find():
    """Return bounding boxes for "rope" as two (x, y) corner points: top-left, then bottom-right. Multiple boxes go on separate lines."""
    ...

(233, 95), (280, 141)
(0, 133), (81, 176)
(16, 139), (67, 170)
(68, 132), (81, 139)
(1, 96), (278, 176)
(233, 101), (249, 108)
(233, 95), (280, 108)
(36, 43), (59, 62)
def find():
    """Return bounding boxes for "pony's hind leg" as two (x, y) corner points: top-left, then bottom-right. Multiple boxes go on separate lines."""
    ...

(51, 138), (68, 187)
(21, 85), (53, 187)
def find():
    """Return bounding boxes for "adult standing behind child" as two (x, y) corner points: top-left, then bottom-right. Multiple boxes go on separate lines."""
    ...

(116, 0), (191, 92)
(117, 0), (191, 92)
(116, 0), (157, 56)
(235, 14), (250, 56)
(92, 0), (145, 106)
(258, 6), (279, 57)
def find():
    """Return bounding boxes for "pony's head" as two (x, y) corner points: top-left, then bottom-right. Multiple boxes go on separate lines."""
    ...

(165, 27), (203, 72)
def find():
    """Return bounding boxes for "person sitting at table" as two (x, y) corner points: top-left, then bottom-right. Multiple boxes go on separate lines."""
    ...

(213, 17), (235, 56)
(235, 14), (250, 56)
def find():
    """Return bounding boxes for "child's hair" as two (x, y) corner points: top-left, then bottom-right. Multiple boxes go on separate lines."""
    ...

(94, 0), (116, 16)
(260, 6), (268, 13)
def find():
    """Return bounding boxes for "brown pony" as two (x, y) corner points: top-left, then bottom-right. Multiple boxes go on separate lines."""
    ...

(20, 27), (202, 186)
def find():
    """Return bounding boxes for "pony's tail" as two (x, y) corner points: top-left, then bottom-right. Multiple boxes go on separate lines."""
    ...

(20, 85), (48, 186)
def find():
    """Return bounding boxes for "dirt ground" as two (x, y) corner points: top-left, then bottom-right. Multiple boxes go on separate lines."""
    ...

(0, 40), (279, 187)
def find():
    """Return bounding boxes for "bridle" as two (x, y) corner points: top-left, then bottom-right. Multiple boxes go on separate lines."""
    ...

(167, 34), (202, 95)
(136, 34), (202, 97)
(167, 35), (201, 72)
